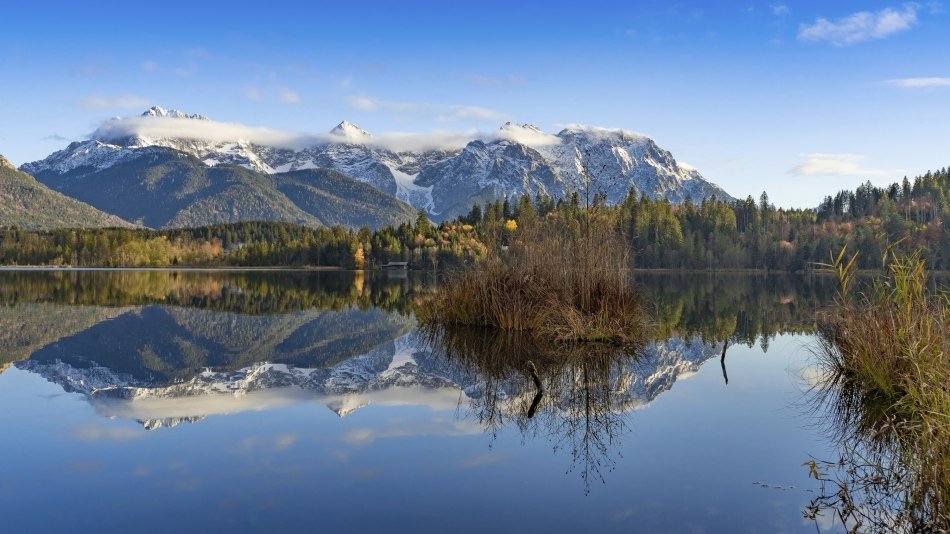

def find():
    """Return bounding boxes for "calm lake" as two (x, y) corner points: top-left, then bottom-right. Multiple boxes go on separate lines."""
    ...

(0, 270), (848, 532)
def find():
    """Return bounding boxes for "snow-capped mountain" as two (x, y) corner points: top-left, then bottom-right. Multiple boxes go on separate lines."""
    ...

(23, 108), (732, 219)
(141, 106), (209, 120)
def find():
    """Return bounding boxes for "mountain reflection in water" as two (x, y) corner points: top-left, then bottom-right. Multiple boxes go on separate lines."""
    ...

(0, 269), (839, 495)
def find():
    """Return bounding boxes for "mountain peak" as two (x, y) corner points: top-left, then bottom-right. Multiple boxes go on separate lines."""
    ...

(557, 124), (647, 143)
(330, 120), (372, 141)
(500, 121), (543, 134)
(141, 106), (209, 120)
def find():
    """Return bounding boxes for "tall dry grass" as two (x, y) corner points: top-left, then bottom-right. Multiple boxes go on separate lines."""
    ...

(416, 212), (647, 345)
(814, 246), (950, 529)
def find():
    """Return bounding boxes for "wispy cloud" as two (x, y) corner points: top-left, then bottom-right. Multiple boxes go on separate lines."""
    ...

(69, 63), (109, 78)
(884, 76), (950, 88)
(278, 87), (302, 104)
(770, 3), (790, 16)
(791, 153), (891, 177)
(345, 95), (507, 123)
(79, 94), (152, 109)
(73, 424), (143, 442)
(243, 86), (302, 103)
(798, 4), (920, 45)
(142, 61), (158, 72)
(341, 418), (481, 445)
(244, 86), (263, 101)
(90, 110), (565, 152)
(184, 47), (213, 60)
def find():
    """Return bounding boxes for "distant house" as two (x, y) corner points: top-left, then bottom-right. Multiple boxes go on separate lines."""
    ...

(381, 261), (409, 270)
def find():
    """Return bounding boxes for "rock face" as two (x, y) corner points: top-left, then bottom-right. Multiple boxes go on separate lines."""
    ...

(23, 109), (732, 221)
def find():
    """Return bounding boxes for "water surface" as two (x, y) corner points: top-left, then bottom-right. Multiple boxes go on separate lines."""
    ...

(0, 270), (843, 532)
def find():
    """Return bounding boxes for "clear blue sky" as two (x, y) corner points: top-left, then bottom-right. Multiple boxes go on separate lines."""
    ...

(1, 0), (948, 207)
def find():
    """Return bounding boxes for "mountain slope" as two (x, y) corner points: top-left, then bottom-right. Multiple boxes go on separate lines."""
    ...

(0, 155), (131, 229)
(275, 169), (417, 228)
(29, 149), (414, 229)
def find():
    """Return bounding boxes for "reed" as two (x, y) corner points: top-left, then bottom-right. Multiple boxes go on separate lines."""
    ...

(417, 211), (647, 345)
(813, 246), (950, 529)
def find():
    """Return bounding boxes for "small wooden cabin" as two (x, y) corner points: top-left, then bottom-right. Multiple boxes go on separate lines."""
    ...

(381, 261), (409, 270)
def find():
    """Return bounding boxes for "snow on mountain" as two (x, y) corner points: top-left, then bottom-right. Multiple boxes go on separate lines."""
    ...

(22, 108), (732, 218)
(20, 141), (168, 178)
(141, 106), (209, 120)
(329, 120), (372, 141)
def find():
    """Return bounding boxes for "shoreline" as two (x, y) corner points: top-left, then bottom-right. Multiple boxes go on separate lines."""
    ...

(0, 266), (946, 275)
(0, 265), (347, 272)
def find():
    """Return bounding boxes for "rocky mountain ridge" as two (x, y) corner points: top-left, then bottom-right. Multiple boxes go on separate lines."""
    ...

(23, 108), (732, 220)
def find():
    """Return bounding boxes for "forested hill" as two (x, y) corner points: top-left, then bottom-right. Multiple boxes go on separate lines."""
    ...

(0, 155), (132, 230)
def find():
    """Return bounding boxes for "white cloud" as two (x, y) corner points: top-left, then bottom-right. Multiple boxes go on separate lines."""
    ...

(93, 115), (322, 150)
(278, 87), (301, 104)
(142, 61), (158, 72)
(770, 3), (790, 16)
(496, 122), (561, 147)
(89, 110), (573, 153)
(345, 95), (379, 111)
(344, 95), (507, 123)
(367, 130), (482, 152)
(244, 86), (263, 101)
(884, 76), (950, 88)
(79, 94), (152, 109)
(798, 4), (919, 45)
(791, 153), (891, 177)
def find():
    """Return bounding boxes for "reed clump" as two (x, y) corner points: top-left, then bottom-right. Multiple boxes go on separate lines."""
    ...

(417, 212), (646, 345)
(815, 246), (950, 528)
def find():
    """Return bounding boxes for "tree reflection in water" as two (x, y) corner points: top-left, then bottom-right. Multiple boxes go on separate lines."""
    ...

(423, 325), (644, 494)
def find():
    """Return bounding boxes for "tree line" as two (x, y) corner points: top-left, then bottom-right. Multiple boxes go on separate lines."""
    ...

(0, 167), (946, 271)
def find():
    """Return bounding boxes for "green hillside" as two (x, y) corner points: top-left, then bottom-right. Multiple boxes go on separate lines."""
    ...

(0, 155), (132, 229)
(275, 169), (416, 228)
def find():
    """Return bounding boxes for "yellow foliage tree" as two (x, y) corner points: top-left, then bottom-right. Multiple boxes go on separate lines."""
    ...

(353, 244), (366, 269)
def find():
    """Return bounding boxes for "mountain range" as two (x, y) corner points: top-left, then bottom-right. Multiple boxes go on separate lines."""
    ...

(15, 106), (732, 229)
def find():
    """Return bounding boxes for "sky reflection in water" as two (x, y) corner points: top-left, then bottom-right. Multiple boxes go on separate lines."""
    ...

(0, 270), (842, 532)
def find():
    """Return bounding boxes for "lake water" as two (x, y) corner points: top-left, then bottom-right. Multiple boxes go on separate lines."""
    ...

(0, 270), (847, 532)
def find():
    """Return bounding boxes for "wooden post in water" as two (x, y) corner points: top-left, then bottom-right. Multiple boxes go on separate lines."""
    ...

(720, 341), (729, 385)
(526, 360), (544, 392)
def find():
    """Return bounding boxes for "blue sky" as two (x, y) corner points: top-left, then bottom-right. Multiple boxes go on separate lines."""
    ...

(1, 0), (948, 207)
